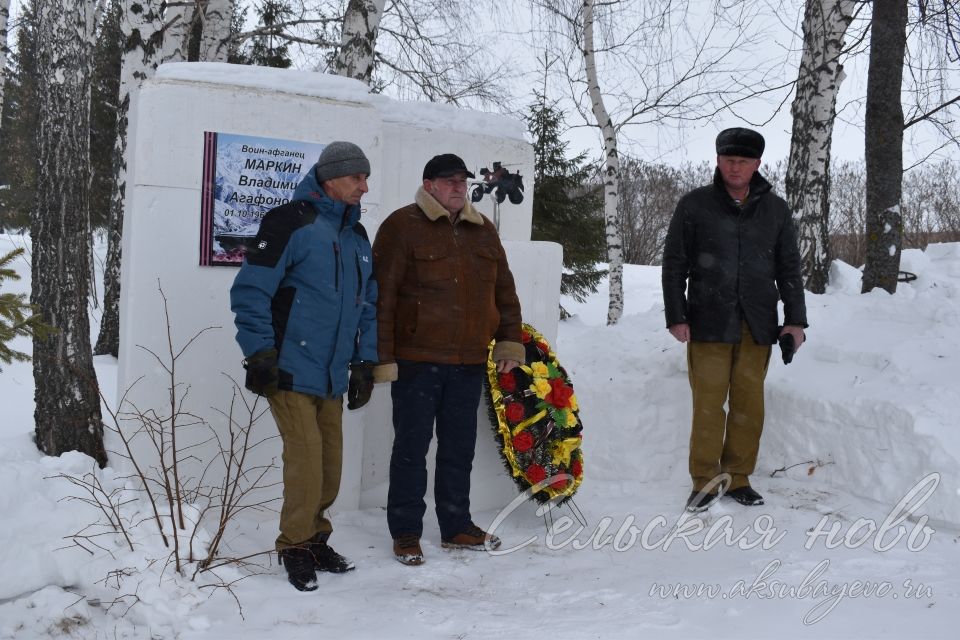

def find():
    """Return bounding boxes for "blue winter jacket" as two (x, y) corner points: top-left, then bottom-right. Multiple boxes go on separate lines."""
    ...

(230, 166), (377, 398)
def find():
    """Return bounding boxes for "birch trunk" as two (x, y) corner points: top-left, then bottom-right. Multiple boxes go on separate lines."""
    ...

(862, 0), (907, 294)
(32, 0), (107, 466)
(198, 0), (233, 62)
(95, 1), (164, 357)
(785, 0), (856, 294)
(583, 0), (623, 325)
(332, 0), (385, 84)
(161, 0), (196, 63)
(0, 0), (9, 119)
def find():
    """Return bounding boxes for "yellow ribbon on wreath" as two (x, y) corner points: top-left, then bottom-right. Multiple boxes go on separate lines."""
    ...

(486, 323), (584, 502)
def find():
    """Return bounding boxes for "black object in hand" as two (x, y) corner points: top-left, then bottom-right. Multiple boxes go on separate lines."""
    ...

(347, 361), (375, 410)
(244, 348), (279, 397)
(778, 333), (796, 365)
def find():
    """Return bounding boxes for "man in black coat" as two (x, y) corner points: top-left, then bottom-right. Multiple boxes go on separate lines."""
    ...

(661, 127), (807, 513)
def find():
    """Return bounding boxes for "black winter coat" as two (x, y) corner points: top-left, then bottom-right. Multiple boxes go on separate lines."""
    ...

(661, 169), (807, 345)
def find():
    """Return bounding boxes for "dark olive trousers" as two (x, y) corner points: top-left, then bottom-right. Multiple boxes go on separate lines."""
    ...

(687, 322), (771, 493)
(268, 390), (343, 550)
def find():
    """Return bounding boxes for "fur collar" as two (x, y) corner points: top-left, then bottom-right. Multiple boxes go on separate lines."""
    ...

(415, 186), (485, 225)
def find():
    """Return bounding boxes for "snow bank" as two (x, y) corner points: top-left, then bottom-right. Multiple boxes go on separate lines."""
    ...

(562, 247), (960, 526)
(5, 233), (960, 638)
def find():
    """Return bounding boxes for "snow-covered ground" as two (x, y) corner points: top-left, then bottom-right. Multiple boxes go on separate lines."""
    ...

(2, 231), (959, 639)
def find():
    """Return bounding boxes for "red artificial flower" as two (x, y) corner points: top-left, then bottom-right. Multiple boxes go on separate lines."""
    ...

(505, 402), (525, 423)
(512, 431), (534, 453)
(571, 458), (583, 478)
(499, 371), (517, 393)
(550, 474), (569, 490)
(526, 464), (547, 485)
(521, 330), (532, 344)
(536, 341), (550, 355)
(547, 378), (574, 408)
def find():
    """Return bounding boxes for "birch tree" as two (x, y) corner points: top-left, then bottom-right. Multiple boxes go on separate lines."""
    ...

(94, 0), (164, 357)
(531, 0), (767, 324)
(158, 1), (235, 63)
(785, 0), (858, 294)
(861, 0), (908, 294)
(32, 0), (107, 466)
(96, 1), (233, 354)
(231, 0), (508, 106)
(0, 0), (9, 119)
(331, 0), (385, 84)
(198, 0), (233, 62)
(161, 0), (196, 63)
(583, 0), (624, 325)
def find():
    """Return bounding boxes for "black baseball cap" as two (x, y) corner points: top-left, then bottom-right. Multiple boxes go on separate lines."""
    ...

(422, 154), (476, 180)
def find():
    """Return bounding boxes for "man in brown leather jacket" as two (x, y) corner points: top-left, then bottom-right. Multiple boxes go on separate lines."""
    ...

(373, 153), (525, 566)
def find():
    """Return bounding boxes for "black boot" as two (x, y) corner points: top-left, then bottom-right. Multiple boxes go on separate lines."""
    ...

(725, 486), (765, 506)
(278, 546), (318, 591)
(308, 536), (356, 573)
(685, 490), (721, 513)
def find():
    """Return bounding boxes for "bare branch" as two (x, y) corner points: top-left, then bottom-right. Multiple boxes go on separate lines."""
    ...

(904, 93), (960, 129)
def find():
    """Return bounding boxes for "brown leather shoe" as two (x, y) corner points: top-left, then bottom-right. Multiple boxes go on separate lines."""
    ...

(441, 524), (502, 551)
(393, 535), (424, 566)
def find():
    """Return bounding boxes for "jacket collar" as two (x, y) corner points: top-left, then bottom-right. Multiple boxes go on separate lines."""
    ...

(415, 186), (485, 225)
(712, 167), (773, 205)
(292, 162), (361, 227)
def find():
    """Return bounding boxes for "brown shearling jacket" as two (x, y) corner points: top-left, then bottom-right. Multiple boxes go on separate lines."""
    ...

(373, 187), (525, 366)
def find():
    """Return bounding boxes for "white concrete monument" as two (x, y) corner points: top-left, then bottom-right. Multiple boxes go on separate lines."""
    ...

(117, 63), (562, 530)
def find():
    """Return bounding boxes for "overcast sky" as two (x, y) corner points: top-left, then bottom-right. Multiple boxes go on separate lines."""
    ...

(4, 0), (955, 171)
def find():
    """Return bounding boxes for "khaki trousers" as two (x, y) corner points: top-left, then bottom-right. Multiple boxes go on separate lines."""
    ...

(687, 322), (771, 493)
(268, 390), (343, 550)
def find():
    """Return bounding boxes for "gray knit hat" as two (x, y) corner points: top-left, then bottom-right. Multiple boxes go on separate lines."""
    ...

(315, 141), (371, 182)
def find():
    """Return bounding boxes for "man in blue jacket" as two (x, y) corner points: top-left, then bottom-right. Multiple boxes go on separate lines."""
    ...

(231, 141), (392, 591)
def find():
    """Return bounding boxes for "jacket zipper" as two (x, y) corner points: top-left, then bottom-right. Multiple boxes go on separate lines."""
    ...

(355, 252), (363, 306)
(451, 217), (465, 361)
(333, 242), (340, 291)
(329, 236), (344, 397)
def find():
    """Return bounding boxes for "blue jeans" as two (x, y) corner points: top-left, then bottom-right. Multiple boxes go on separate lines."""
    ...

(387, 360), (485, 540)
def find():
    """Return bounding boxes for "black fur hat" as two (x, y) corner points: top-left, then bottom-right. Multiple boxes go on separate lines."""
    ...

(716, 128), (765, 159)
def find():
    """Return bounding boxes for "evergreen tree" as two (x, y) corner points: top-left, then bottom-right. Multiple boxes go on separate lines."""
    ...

(526, 91), (605, 316)
(0, 2), (38, 232)
(0, 1), (117, 232)
(247, 1), (294, 68)
(227, 1), (251, 64)
(0, 247), (50, 370)
(89, 0), (122, 230)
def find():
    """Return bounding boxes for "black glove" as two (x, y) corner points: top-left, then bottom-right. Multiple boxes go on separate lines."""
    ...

(347, 361), (375, 410)
(778, 333), (796, 365)
(244, 348), (279, 397)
